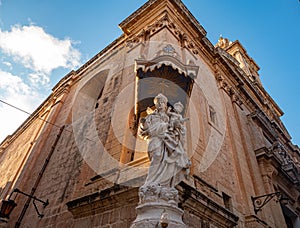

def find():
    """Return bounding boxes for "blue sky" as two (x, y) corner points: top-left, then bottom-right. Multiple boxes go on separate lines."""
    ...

(0, 0), (299, 146)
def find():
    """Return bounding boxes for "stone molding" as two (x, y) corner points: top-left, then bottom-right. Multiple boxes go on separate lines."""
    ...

(66, 184), (138, 219)
(215, 73), (243, 107)
(249, 110), (278, 140)
(66, 181), (239, 227)
(0, 72), (73, 147)
(244, 215), (269, 228)
(125, 13), (206, 57)
(178, 182), (239, 227)
(255, 142), (300, 185)
(119, 0), (207, 38)
(216, 46), (284, 123)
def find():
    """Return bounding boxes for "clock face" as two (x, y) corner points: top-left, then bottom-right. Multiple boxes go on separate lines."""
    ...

(71, 41), (226, 186)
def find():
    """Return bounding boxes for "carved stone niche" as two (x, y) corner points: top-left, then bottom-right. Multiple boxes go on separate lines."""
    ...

(134, 48), (199, 122)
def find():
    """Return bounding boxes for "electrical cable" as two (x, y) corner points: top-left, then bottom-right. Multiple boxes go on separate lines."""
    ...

(0, 98), (95, 142)
(0, 98), (62, 129)
(0, 99), (72, 137)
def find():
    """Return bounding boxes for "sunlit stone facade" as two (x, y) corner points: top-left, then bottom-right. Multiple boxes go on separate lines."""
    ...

(0, 0), (299, 227)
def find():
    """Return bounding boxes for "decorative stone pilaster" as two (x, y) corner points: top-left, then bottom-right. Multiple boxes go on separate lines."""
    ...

(130, 183), (186, 228)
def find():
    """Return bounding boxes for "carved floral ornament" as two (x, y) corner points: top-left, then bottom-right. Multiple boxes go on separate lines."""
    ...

(126, 14), (200, 56)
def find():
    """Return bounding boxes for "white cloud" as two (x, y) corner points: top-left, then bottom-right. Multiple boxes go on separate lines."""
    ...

(0, 23), (82, 142)
(0, 24), (81, 75)
(0, 70), (43, 142)
(3, 61), (12, 69)
(28, 72), (50, 87)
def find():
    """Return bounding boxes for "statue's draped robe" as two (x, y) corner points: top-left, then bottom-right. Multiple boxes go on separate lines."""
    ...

(140, 110), (190, 188)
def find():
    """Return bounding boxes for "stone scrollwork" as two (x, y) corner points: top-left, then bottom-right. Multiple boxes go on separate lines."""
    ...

(160, 186), (179, 205)
(268, 141), (300, 183)
(139, 183), (179, 206)
(272, 141), (294, 166)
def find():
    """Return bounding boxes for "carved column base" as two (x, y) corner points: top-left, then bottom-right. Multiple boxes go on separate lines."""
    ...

(131, 202), (185, 228)
(130, 184), (186, 228)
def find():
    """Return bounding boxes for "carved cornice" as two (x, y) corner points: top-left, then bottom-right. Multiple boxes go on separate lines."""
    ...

(216, 39), (260, 76)
(215, 46), (285, 134)
(126, 14), (169, 48)
(271, 118), (291, 142)
(178, 182), (239, 227)
(119, 0), (207, 38)
(52, 70), (76, 92)
(67, 181), (239, 227)
(249, 109), (292, 147)
(249, 110), (278, 140)
(67, 185), (139, 219)
(245, 215), (269, 227)
(216, 47), (240, 67)
(75, 34), (126, 78)
(74, 0), (214, 87)
(119, 0), (158, 34)
(126, 13), (202, 57)
(255, 142), (300, 185)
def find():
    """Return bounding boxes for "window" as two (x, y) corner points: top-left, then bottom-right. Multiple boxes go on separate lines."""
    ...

(209, 105), (217, 126)
(95, 88), (104, 109)
(222, 192), (232, 211)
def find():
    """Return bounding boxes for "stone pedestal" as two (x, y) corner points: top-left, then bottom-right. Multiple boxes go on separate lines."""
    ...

(130, 183), (186, 228)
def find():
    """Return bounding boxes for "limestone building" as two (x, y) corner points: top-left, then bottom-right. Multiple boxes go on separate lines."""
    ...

(0, 0), (299, 227)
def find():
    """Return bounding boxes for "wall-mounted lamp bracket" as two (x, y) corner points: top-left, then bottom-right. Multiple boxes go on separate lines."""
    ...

(251, 191), (288, 214)
(0, 188), (49, 222)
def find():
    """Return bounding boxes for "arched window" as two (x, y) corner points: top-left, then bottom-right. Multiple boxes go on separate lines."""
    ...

(95, 88), (104, 109)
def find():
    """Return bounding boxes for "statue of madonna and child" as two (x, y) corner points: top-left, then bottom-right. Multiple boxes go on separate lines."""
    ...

(131, 93), (190, 227)
(137, 93), (191, 206)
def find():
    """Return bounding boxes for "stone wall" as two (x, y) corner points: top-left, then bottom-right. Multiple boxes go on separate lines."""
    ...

(0, 0), (299, 227)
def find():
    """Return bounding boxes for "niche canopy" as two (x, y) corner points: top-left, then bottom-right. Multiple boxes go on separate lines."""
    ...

(135, 44), (199, 79)
(134, 44), (199, 116)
